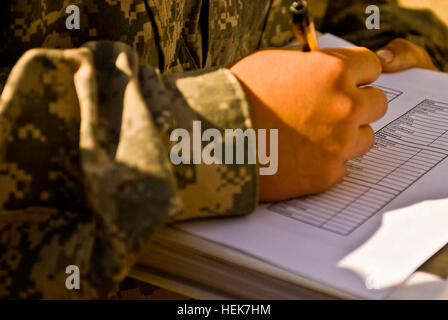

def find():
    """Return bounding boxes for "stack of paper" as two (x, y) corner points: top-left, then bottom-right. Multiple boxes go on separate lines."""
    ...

(131, 34), (448, 299)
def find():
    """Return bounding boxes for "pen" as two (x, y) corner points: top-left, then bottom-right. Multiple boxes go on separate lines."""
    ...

(290, 1), (319, 52)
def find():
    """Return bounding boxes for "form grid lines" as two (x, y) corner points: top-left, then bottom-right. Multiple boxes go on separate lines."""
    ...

(375, 85), (403, 103)
(270, 96), (448, 236)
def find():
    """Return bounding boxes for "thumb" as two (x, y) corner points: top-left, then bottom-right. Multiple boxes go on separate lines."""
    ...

(376, 38), (437, 73)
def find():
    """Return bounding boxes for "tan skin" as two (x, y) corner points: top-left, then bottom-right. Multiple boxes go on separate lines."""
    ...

(230, 38), (437, 202)
(377, 38), (437, 73)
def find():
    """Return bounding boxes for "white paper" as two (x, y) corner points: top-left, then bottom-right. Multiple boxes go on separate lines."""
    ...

(388, 272), (448, 300)
(177, 34), (448, 299)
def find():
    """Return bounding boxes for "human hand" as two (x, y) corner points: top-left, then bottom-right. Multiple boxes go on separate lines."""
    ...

(376, 38), (437, 73)
(230, 47), (387, 201)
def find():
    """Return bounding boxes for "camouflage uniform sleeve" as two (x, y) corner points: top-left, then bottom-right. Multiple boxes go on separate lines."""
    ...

(320, 0), (448, 72)
(141, 65), (259, 222)
(0, 40), (257, 298)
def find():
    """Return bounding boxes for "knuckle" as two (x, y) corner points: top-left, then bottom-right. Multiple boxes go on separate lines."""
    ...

(358, 47), (382, 75)
(366, 86), (388, 115)
(370, 55), (382, 76)
(370, 87), (389, 118)
(334, 93), (356, 121)
(324, 134), (351, 160)
(356, 46), (373, 56)
(326, 55), (347, 79)
(344, 94), (356, 114)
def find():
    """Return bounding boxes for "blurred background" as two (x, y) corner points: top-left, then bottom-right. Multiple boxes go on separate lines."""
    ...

(400, 0), (448, 24)
(310, 0), (448, 27)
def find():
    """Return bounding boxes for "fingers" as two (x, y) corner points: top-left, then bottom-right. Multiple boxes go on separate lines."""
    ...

(376, 38), (437, 73)
(349, 125), (375, 159)
(322, 46), (382, 86)
(353, 86), (388, 125)
(346, 87), (386, 159)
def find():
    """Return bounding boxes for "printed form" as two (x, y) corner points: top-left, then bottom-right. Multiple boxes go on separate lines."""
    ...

(271, 96), (448, 236)
(178, 35), (448, 299)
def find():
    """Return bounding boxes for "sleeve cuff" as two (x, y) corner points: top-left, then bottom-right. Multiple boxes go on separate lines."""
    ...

(144, 67), (259, 222)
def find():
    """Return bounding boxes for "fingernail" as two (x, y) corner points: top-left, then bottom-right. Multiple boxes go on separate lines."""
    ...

(376, 49), (394, 63)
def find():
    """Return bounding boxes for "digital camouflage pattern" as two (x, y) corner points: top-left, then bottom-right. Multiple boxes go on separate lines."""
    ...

(3, 0), (293, 73)
(0, 0), (291, 299)
(0, 0), (447, 299)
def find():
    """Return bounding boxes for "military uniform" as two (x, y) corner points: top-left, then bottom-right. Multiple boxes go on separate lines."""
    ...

(0, 0), (447, 299)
